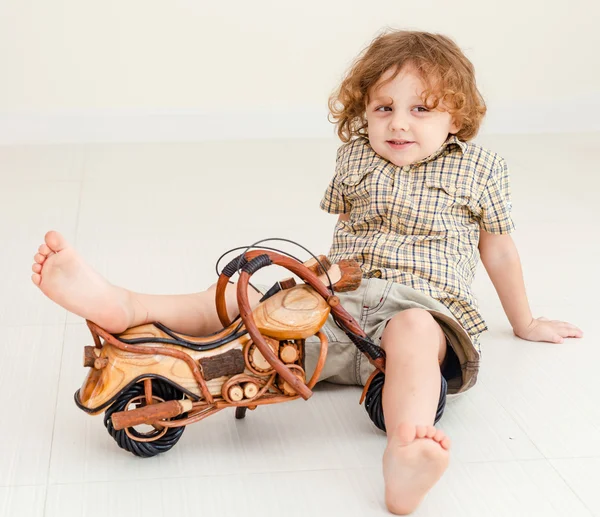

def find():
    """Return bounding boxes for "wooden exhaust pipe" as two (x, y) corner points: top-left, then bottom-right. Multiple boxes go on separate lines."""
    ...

(111, 399), (193, 430)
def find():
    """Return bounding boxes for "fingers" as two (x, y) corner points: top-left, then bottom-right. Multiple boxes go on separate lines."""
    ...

(558, 326), (583, 339)
(548, 329), (582, 343)
(539, 318), (584, 342)
(553, 321), (584, 339)
(522, 318), (584, 343)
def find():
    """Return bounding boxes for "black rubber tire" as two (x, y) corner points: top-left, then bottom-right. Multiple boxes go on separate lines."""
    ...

(364, 372), (448, 432)
(104, 379), (187, 457)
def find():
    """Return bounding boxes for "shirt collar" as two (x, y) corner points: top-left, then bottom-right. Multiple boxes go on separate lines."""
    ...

(413, 135), (467, 166)
(364, 135), (467, 170)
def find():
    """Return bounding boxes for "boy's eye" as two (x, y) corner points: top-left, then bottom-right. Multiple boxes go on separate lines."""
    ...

(413, 106), (429, 113)
(375, 106), (392, 112)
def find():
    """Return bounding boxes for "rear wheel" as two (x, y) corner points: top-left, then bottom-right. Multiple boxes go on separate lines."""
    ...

(104, 379), (187, 457)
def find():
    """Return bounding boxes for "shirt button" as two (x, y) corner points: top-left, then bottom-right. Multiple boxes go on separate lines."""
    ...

(373, 270), (382, 278)
(401, 165), (411, 173)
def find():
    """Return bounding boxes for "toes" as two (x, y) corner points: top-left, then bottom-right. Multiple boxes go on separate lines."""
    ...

(31, 273), (41, 286)
(45, 230), (68, 253)
(38, 243), (51, 256)
(34, 253), (46, 264)
(392, 423), (451, 450)
(424, 426), (437, 439)
(32, 263), (42, 274)
(394, 423), (417, 445)
(397, 424), (447, 444)
(433, 429), (447, 443)
(439, 436), (451, 450)
(415, 425), (428, 439)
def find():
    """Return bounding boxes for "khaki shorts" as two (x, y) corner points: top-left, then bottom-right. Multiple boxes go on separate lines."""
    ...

(254, 278), (480, 395)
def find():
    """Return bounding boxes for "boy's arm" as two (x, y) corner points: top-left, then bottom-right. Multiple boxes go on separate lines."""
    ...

(338, 213), (350, 223)
(478, 229), (583, 343)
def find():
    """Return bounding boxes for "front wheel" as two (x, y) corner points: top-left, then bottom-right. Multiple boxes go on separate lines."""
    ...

(104, 379), (187, 457)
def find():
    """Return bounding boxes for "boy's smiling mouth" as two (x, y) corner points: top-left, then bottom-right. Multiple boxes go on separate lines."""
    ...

(387, 139), (415, 149)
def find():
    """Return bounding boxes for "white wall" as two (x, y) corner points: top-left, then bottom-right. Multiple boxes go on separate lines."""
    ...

(0, 0), (598, 144)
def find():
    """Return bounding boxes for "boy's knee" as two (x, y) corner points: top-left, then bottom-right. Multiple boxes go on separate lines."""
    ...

(205, 282), (237, 310)
(385, 308), (437, 334)
(382, 309), (443, 353)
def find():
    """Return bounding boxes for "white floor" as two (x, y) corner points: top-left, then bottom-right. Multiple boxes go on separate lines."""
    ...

(1, 133), (599, 517)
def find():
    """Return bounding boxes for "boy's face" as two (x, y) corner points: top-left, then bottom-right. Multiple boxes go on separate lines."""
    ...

(365, 66), (459, 167)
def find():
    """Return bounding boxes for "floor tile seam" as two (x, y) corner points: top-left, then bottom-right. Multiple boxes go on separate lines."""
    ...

(543, 454), (600, 461)
(79, 146), (87, 182)
(0, 321), (71, 330)
(3, 179), (81, 185)
(45, 465), (374, 487)
(41, 332), (66, 516)
(458, 456), (598, 465)
(545, 459), (595, 516)
(0, 483), (47, 489)
(459, 457), (544, 465)
(73, 161), (85, 246)
(456, 456), (595, 515)
(41, 154), (85, 515)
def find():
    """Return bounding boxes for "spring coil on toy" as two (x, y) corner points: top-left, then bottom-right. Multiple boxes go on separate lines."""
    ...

(364, 372), (448, 432)
(221, 253), (248, 277)
(346, 330), (385, 364)
(104, 380), (187, 457)
(241, 254), (273, 275)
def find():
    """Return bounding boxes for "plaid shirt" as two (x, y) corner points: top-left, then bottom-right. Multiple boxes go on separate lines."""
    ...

(320, 135), (515, 342)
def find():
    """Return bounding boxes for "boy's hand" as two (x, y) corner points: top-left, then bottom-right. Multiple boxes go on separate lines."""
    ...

(514, 317), (583, 344)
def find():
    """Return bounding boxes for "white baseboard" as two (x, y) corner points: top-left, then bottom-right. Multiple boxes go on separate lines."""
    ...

(0, 100), (598, 145)
(482, 97), (600, 136)
(0, 108), (334, 145)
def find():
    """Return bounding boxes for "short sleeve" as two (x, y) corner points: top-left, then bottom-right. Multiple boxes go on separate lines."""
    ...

(477, 157), (515, 234)
(319, 146), (352, 214)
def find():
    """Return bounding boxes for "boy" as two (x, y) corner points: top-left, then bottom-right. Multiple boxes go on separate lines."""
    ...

(32, 30), (582, 516)
(318, 29), (582, 514)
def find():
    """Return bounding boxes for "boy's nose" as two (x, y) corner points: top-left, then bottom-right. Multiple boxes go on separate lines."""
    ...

(389, 112), (410, 132)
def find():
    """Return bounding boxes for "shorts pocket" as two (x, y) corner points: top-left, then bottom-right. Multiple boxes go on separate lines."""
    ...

(364, 280), (393, 315)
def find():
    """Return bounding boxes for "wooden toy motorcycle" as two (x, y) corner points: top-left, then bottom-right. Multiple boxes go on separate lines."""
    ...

(74, 250), (386, 457)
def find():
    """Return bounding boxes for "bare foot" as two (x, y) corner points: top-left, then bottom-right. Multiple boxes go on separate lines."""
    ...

(31, 231), (135, 333)
(383, 423), (451, 515)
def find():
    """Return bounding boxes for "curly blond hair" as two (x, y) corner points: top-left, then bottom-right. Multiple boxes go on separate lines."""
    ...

(329, 30), (487, 142)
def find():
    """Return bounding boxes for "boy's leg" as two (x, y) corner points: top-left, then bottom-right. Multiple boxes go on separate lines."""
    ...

(31, 231), (264, 335)
(127, 282), (262, 336)
(379, 308), (450, 516)
(32, 230), (341, 336)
